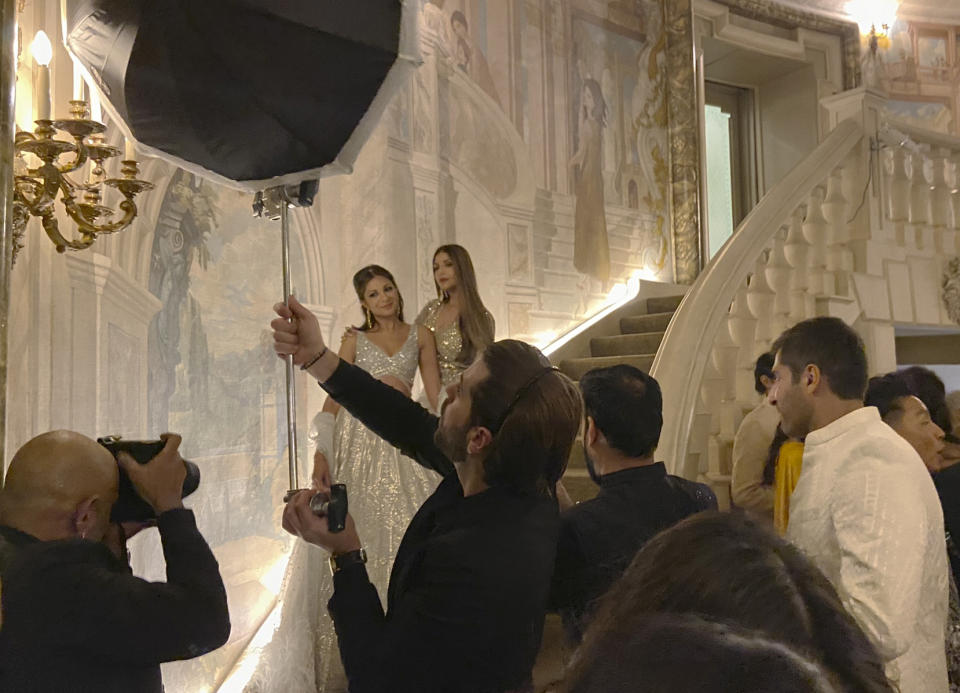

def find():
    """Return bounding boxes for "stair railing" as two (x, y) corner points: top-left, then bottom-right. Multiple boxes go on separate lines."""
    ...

(650, 119), (866, 482)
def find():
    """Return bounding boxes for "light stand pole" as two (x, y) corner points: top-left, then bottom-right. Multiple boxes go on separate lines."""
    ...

(253, 180), (318, 494)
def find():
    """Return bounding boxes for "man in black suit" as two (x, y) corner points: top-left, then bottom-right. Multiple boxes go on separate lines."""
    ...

(272, 296), (582, 693)
(0, 431), (230, 692)
(551, 365), (717, 644)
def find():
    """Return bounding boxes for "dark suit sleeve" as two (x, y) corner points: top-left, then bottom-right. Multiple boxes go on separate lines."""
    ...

(328, 546), (500, 693)
(22, 508), (230, 665)
(548, 518), (587, 612)
(321, 358), (455, 477)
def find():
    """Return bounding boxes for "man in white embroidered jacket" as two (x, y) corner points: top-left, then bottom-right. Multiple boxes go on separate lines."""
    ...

(770, 317), (948, 693)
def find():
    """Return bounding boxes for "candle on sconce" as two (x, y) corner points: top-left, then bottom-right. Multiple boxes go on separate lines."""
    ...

(72, 60), (85, 101)
(30, 31), (53, 121)
(124, 138), (136, 161)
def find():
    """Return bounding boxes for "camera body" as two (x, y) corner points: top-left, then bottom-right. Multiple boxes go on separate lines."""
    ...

(283, 483), (349, 532)
(310, 484), (348, 532)
(97, 436), (201, 523)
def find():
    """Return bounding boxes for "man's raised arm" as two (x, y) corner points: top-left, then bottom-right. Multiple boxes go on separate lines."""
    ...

(271, 297), (453, 477)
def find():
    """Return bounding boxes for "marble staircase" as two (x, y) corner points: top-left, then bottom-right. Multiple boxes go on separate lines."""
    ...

(553, 294), (684, 504)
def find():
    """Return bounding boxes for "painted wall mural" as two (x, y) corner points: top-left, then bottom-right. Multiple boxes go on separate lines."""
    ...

(4, 1), (683, 690)
(870, 19), (960, 134)
(313, 0), (678, 348)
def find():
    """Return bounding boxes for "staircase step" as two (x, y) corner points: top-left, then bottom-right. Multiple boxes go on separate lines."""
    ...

(567, 439), (585, 470)
(559, 354), (655, 380)
(591, 331), (665, 357)
(561, 468), (599, 504)
(620, 312), (673, 334)
(646, 295), (684, 313)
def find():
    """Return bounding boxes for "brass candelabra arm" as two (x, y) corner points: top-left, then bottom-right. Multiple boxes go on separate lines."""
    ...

(40, 207), (96, 253)
(14, 175), (55, 216)
(61, 195), (136, 238)
(10, 102), (154, 258)
(55, 137), (90, 176)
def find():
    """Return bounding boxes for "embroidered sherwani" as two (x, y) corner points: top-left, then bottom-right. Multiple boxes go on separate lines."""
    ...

(787, 407), (949, 692)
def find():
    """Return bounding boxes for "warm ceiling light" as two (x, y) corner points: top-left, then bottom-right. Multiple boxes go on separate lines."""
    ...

(845, 0), (899, 35)
(30, 30), (52, 67)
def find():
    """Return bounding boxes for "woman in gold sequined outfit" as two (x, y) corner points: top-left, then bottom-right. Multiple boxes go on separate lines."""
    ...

(416, 245), (495, 394)
(271, 265), (444, 693)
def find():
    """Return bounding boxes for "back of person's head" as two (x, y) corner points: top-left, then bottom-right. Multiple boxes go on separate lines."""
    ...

(948, 390), (960, 432)
(771, 317), (867, 400)
(470, 339), (582, 496)
(562, 614), (841, 693)
(755, 352), (775, 396)
(897, 366), (955, 438)
(580, 365), (661, 459)
(866, 371), (947, 471)
(580, 512), (892, 693)
(864, 373), (913, 420)
(0, 431), (119, 543)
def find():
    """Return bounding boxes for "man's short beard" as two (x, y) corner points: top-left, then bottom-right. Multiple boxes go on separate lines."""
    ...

(584, 449), (602, 486)
(434, 423), (468, 463)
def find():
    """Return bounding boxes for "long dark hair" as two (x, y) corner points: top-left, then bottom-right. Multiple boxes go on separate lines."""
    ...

(581, 78), (607, 126)
(579, 512), (893, 693)
(563, 614), (840, 693)
(433, 244), (493, 365)
(352, 265), (404, 332)
(763, 424), (789, 486)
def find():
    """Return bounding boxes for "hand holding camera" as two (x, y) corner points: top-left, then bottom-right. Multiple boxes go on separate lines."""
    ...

(117, 433), (187, 514)
(282, 484), (360, 554)
(99, 433), (200, 521)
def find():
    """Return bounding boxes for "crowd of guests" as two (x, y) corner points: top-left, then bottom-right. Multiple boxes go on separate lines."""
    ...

(1, 242), (959, 693)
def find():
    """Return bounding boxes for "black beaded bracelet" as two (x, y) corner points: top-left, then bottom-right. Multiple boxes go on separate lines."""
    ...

(300, 347), (328, 371)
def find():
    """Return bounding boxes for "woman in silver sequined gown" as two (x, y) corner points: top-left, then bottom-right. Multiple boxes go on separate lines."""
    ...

(255, 266), (443, 693)
(416, 245), (495, 394)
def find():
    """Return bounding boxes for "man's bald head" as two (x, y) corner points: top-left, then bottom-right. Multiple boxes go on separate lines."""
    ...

(1, 431), (118, 542)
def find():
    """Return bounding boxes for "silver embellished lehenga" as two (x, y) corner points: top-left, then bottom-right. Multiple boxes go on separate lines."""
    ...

(249, 327), (441, 693)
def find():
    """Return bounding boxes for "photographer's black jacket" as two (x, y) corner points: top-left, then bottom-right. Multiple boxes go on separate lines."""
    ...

(0, 508), (230, 692)
(322, 360), (559, 693)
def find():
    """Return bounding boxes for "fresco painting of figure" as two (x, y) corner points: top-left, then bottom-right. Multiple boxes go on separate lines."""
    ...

(571, 78), (611, 283)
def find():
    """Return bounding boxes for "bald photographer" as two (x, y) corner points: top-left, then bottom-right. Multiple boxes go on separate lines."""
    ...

(0, 431), (230, 692)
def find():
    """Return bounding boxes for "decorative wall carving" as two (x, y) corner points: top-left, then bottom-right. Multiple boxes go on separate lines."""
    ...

(665, 0), (702, 284)
(507, 223), (532, 282)
(712, 0), (861, 90)
(944, 256), (960, 326)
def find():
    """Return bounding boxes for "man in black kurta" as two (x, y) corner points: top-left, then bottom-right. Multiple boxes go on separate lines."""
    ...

(551, 366), (716, 643)
(274, 297), (582, 693)
(0, 431), (230, 692)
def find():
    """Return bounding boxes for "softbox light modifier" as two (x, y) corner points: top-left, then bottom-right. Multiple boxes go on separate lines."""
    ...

(61, 0), (421, 191)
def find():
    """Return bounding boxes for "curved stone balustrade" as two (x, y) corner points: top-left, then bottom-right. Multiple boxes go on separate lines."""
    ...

(650, 119), (864, 481)
(652, 99), (960, 492)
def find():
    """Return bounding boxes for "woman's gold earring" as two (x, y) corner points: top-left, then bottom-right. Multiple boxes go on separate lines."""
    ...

(365, 307), (373, 330)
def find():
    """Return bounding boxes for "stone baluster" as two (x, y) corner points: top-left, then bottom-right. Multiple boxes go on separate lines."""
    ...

(712, 327), (742, 448)
(822, 168), (854, 292)
(727, 285), (758, 405)
(765, 227), (793, 337)
(746, 253), (776, 354)
(700, 356), (724, 438)
(908, 149), (931, 250)
(783, 207), (814, 323)
(930, 149), (950, 230)
(951, 154), (960, 236)
(887, 146), (910, 224)
(943, 154), (960, 256)
(802, 188), (830, 296)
